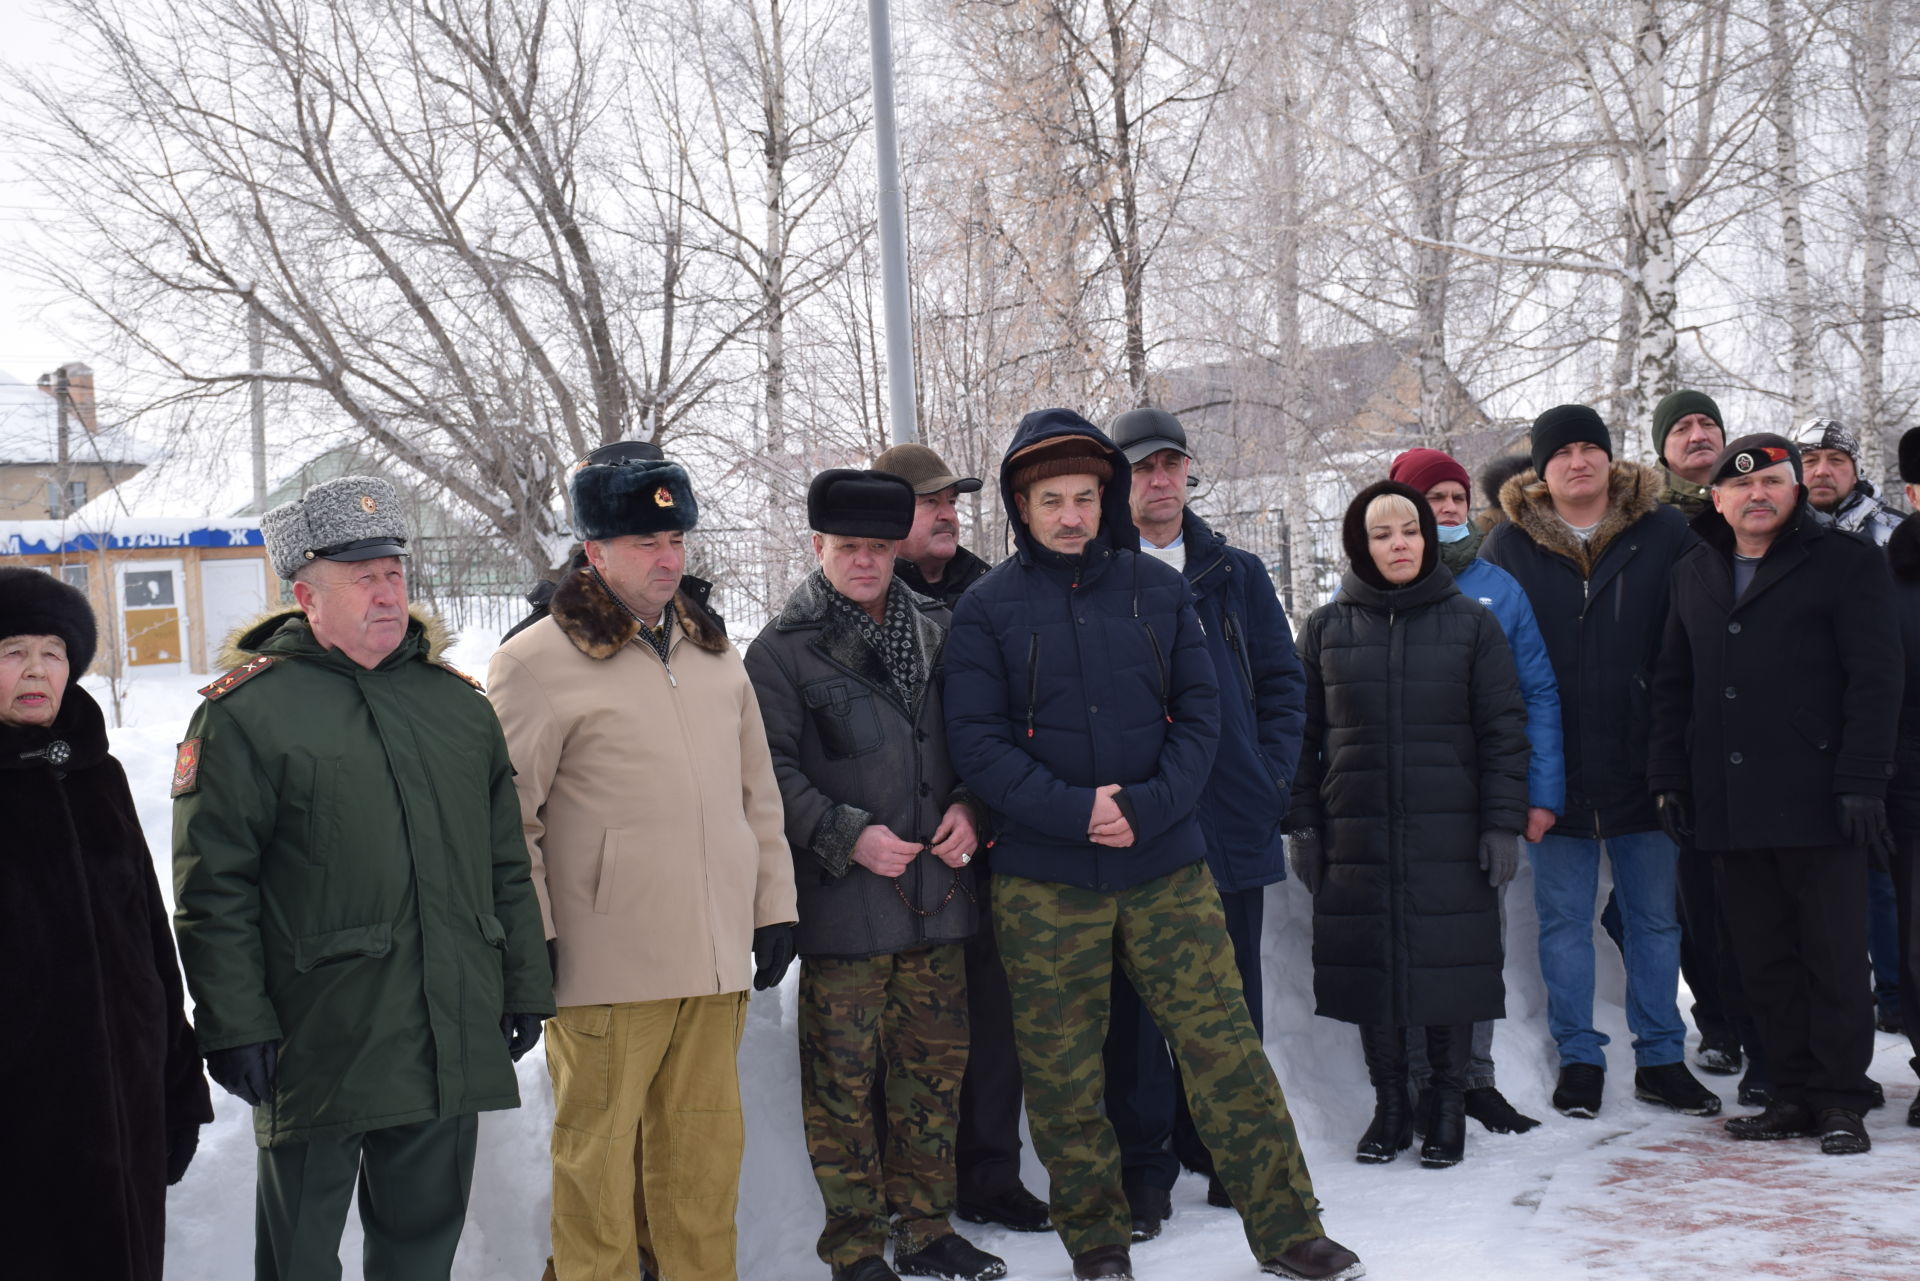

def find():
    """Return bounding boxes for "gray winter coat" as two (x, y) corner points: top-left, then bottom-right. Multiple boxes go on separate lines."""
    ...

(745, 573), (982, 959)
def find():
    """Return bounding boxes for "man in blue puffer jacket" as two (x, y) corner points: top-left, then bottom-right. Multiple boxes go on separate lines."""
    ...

(1098, 407), (1307, 1233)
(945, 409), (1362, 1281)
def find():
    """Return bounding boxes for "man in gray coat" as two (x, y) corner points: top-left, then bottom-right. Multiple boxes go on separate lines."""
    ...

(745, 469), (1004, 1281)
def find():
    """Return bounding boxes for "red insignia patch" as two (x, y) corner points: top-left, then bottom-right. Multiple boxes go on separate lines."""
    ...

(653, 485), (675, 508)
(171, 738), (203, 798)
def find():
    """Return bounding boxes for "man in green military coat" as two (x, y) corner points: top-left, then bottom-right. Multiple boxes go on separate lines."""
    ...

(172, 475), (553, 1281)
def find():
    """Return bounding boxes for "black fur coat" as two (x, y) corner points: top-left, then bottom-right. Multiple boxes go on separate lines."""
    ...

(2, 685), (212, 1279)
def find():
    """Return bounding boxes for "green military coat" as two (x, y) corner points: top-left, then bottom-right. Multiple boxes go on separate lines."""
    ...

(172, 608), (553, 1147)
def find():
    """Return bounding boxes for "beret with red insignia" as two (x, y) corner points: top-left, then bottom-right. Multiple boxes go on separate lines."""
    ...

(1711, 433), (1802, 486)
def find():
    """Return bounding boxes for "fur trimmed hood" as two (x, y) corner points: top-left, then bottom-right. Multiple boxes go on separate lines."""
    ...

(548, 550), (727, 661)
(1498, 459), (1664, 574)
(218, 604), (453, 669)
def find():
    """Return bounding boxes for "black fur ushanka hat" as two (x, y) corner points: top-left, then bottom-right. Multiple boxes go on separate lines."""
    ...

(0, 567), (98, 681)
(569, 455), (700, 541)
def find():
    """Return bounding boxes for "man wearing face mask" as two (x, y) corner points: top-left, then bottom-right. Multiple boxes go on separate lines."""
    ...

(1650, 390), (1728, 518)
(1649, 435), (1901, 1154)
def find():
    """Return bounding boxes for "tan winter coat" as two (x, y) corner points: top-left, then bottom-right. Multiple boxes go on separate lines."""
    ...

(487, 555), (796, 1007)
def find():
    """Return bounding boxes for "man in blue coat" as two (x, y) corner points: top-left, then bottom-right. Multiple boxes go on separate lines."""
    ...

(944, 410), (1361, 1281)
(1098, 407), (1305, 1233)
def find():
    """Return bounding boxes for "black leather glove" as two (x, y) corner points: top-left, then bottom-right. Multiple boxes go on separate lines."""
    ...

(205, 1041), (278, 1107)
(1478, 830), (1521, 888)
(164, 1124), (200, 1186)
(1655, 790), (1693, 848)
(1837, 794), (1895, 867)
(752, 923), (797, 991)
(501, 1012), (545, 1063)
(1287, 830), (1325, 895)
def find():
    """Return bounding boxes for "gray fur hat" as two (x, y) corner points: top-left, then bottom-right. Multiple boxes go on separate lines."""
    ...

(261, 475), (410, 580)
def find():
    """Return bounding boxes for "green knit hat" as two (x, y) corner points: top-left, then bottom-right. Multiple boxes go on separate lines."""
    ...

(1651, 390), (1723, 460)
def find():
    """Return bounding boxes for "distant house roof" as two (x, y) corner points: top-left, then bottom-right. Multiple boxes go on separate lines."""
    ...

(0, 368), (150, 466)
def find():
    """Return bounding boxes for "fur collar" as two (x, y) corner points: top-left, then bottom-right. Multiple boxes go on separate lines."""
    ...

(218, 605), (453, 669)
(773, 572), (945, 712)
(548, 550), (727, 661)
(1498, 460), (1663, 574)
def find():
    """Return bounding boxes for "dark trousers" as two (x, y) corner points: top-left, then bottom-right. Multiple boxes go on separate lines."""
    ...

(255, 1113), (478, 1281)
(1714, 846), (1876, 1115)
(1103, 883), (1265, 1190)
(1868, 865), (1904, 1017)
(957, 872), (1030, 1202)
(1676, 844), (1759, 1054)
(1894, 835), (1920, 1073)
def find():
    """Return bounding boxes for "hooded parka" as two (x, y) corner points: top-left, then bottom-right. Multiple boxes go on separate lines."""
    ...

(1290, 482), (1531, 1028)
(942, 410), (1220, 891)
(745, 572), (981, 958)
(6, 683), (213, 1279)
(172, 609), (554, 1147)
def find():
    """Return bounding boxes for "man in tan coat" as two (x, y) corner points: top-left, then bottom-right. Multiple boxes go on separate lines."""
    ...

(488, 447), (798, 1281)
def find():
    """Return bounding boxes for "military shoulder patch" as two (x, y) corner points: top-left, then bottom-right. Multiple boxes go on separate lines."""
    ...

(435, 661), (486, 692)
(171, 738), (203, 797)
(198, 654), (280, 701)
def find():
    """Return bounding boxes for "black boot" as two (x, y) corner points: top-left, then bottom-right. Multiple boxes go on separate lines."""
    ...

(1355, 1024), (1412, 1163)
(1419, 1024), (1470, 1168)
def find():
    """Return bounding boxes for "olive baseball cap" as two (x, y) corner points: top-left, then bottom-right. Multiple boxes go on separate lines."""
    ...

(872, 442), (983, 496)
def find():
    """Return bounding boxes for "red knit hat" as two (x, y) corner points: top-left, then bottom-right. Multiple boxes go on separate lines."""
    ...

(1389, 447), (1472, 498)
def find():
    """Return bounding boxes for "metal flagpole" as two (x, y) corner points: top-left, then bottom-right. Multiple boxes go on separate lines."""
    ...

(867, 0), (918, 445)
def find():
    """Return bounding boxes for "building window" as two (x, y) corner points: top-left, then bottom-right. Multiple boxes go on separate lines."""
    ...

(68, 480), (86, 513)
(60, 564), (88, 592)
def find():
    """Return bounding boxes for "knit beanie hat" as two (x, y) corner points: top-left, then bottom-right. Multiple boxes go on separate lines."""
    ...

(1389, 448), (1472, 499)
(1651, 390), (1723, 461)
(1531, 404), (1613, 477)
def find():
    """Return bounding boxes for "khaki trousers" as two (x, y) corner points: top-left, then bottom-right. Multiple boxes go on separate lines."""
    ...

(543, 991), (749, 1281)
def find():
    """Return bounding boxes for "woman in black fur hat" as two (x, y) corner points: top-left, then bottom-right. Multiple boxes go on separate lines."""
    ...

(0, 567), (212, 1278)
(1286, 482), (1531, 1169)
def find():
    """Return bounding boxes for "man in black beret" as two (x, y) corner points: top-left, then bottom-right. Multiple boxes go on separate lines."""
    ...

(1649, 434), (1902, 1154)
(1881, 427), (1920, 1125)
(745, 470), (1005, 1281)
(1481, 405), (1719, 1120)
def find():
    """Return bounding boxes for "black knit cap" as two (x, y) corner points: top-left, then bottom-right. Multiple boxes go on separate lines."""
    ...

(1651, 389), (1723, 460)
(1531, 403), (1613, 477)
(1342, 479), (1439, 591)
(1901, 427), (1920, 485)
(1711, 432), (1802, 486)
(807, 468), (915, 539)
(0, 567), (98, 682)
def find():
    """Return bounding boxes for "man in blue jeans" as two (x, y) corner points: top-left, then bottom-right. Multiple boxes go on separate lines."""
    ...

(1480, 404), (1720, 1118)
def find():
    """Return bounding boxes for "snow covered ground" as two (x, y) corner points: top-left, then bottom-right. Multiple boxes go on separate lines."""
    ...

(92, 633), (1920, 1281)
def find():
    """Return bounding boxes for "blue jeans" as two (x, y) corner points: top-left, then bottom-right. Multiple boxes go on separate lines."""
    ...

(1868, 865), (1902, 1015)
(1531, 830), (1686, 1068)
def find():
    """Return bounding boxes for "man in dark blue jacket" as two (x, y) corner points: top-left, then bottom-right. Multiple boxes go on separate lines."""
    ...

(1480, 405), (1720, 1121)
(1097, 407), (1305, 1233)
(944, 410), (1360, 1281)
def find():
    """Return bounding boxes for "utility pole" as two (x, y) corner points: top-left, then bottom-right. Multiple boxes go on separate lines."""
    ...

(867, 0), (917, 445)
(248, 295), (268, 513)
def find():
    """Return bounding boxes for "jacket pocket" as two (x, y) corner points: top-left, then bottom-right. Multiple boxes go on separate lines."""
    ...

(301, 757), (340, 865)
(293, 921), (393, 973)
(803, 679), (883, 758)
(593, 829), (626, 915)
(550, 1004), (615, 1116)
(1790, 707), (1834, 753)
(476, 912), (508, 949)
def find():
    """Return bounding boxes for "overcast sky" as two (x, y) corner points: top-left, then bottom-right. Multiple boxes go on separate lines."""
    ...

(0, 1), (92, 385)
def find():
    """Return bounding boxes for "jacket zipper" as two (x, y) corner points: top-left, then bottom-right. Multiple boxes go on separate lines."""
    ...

(1142, 621), (1172, 723)
(1222, 611), (1256, 708)
(1025, 632), (1041, 739)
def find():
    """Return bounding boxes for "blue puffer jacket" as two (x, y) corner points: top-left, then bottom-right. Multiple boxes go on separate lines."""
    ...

(1455, 559), (1566, 815)
(1178, 510), (1306, 892)
(944, 409), (1220, 891)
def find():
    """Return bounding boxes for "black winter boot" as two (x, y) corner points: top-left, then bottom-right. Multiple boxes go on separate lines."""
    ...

(1419, 1024), (1470, 1168)
(1355, 1025), (1413, 1163)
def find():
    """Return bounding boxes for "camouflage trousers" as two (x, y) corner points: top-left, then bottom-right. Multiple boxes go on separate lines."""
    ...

(995, 862), (1323, 1261)
(799, 943), (970, 1268)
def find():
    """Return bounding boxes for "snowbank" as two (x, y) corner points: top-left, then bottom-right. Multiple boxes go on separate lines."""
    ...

(94, 649), (1920, 1281)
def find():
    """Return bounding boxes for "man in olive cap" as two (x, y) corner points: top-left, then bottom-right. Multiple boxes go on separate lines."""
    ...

(1650, 389), (1727, 517)
(1649, 435), (1901, 1154)
(173, 475), (553, 1281)
(488, 451), (796, 1281)
(872, 441), (1049, 1233)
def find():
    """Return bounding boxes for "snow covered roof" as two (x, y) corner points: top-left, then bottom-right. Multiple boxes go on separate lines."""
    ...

(0, 366), (151, 466)
(0, 515), (262, 557)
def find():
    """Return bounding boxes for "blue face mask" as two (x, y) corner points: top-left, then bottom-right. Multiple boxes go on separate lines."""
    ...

(1435, 521), (1473, 543)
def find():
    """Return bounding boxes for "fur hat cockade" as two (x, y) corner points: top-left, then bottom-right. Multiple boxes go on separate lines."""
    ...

(0, 567), (98, 682)
(570, 454), (699, 541)
(807, 468), (915, 539)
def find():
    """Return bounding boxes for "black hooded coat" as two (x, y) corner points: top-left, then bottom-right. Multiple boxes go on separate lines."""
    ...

(1289, 481), (1530, 1027)
(3, 682), (213, 1278)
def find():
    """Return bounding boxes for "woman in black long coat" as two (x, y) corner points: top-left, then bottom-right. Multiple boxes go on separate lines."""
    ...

(0, 567), (212, 1278)
(1288, 481), (1531, 1167)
